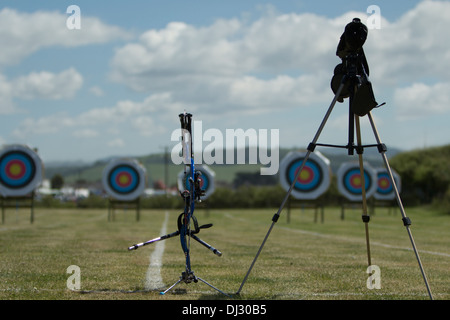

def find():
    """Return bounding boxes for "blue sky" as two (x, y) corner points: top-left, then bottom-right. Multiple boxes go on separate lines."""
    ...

(1, 0), (449, 167)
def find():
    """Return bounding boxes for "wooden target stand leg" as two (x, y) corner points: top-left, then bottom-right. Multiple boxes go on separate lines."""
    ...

(237, 79), (434, 300)
(1, 191), (35, 224)
(287, 197), (324, 224)
(108, 197), (140, 222)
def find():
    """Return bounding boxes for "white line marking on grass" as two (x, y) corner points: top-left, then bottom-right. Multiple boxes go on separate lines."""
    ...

(278, 226), (450, 257)
(224, 213), (450, 258)
(275, 225), (450, 258)
(144, 211), (169, 291)
(369, 240), (450, 258)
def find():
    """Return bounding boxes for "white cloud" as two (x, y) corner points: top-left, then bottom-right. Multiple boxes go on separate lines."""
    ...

(89, 86), (104, 97)
(0, 73), (14, 114)
(12, 114), (75, 139)
(109, 1), (450, 115)
(227, 72), (330, 112)
(109, 19), (244, 92)
(0, 68), (83, 114)
(107, 138), (125, 148)
(12, 92), (182, 139)
(110, 13), (340, 87)
(0, 7), (131, 113)
(72, 129), (98, 138)
(393, 82), (450, 119)
(132, 116), (166, 137)
(366, 1), (450, 84)
(109, 11), (361, 116)
(12, 68), (83, 100)
(0, 8), (132, 67)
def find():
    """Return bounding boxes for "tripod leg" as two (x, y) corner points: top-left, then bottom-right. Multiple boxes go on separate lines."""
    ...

(355, 115), (372, 266)
(367, 112), (433, 300)
(197, 277), (232, 297)
(236, 82), (346, 295)
(160, 277), (183, 295)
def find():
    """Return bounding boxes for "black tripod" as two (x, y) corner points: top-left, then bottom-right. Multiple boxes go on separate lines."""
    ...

(237, 19), (433, 300)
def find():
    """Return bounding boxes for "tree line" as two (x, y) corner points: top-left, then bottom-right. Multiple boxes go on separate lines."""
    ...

(388, 144), (449, 213)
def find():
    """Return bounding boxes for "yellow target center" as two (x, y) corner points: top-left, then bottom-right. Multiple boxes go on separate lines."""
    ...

(10, 164), (23, 176)
(353, 176), (361, 187)
(119, 175), (130, 184)
(299, 170), (310, 180)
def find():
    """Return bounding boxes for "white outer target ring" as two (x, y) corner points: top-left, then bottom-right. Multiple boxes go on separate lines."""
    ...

(177, 164), (215, 200)
(102, 158), (147, 201)
(374, 168), (401, 200)
(279, 151), (331, 200)
(0, 144), (44, 197)
(337, 161), (377, 202)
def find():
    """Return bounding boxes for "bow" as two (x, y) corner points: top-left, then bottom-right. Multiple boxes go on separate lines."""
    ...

(178, 111), (210, 273)
(128, 112), (226, 296)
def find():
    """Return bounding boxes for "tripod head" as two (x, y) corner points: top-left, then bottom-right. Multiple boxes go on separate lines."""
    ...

(330, 18), (378, 117)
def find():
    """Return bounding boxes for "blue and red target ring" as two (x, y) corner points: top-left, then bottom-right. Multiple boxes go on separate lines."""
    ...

(374, 168), (401, 200)
(337, 162), (377, 202)
(279, 151), (331, 200)
(0, 145), (43, 197)
(342, 167), (371, 195)
(102, 158), (146, 201)
(288, 159), (322, 192)
(377, 172), (392, 195)
(109, 165), (140, 194)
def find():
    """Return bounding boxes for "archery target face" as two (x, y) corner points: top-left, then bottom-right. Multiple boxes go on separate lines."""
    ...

(374, 168), (401, 200)
(102, 158), (146, 201)
(0, 145), (43, 197)
(279, 151), (331, 200)
(177, 164), (215, 200)
(337, 162), (377, 201)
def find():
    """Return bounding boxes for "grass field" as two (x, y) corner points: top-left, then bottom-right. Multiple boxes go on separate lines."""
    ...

(0, 205), (448, 300)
